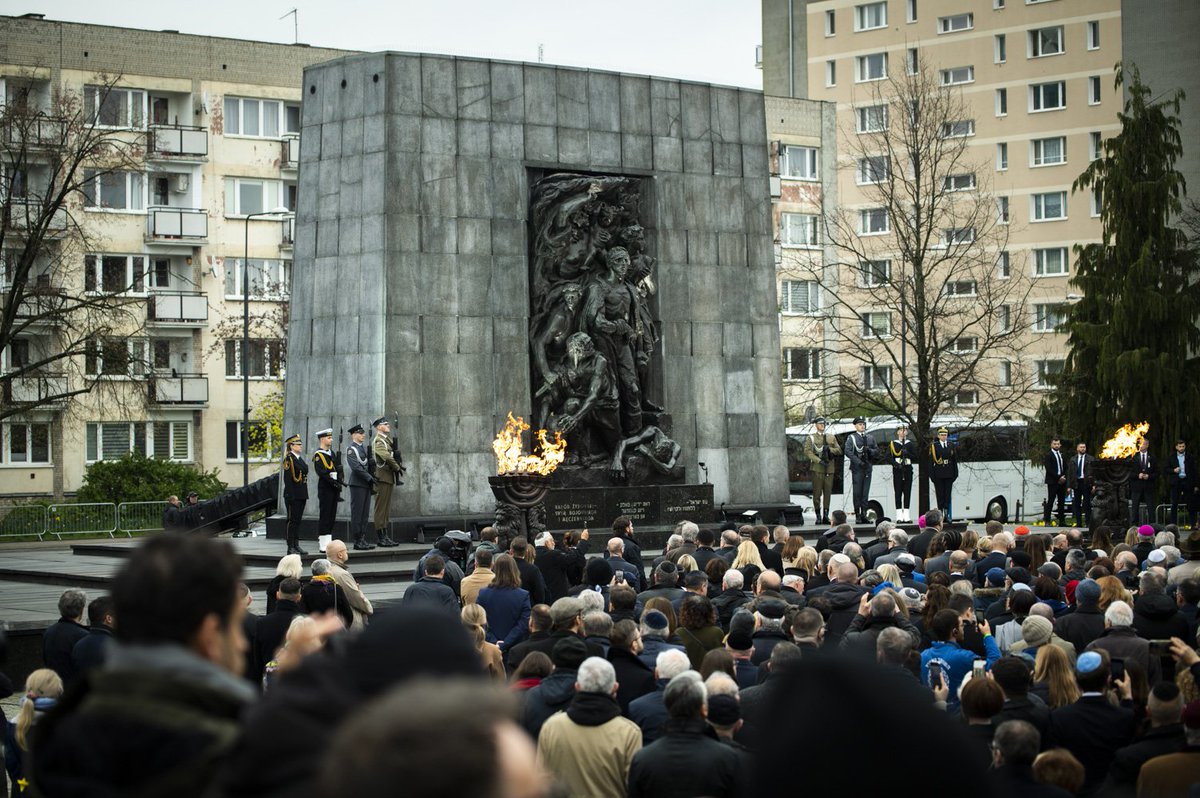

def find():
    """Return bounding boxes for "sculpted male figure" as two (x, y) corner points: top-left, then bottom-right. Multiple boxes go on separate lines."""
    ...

(583, 247), (642, 436)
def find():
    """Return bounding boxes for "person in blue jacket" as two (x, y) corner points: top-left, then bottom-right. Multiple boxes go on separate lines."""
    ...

(920, 608), (1000, 711)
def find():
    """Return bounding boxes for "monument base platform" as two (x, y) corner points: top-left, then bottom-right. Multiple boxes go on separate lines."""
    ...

(543, 483), (714, 530)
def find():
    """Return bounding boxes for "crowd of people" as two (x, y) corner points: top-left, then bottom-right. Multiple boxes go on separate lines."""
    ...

(6, 511), (1200, 797)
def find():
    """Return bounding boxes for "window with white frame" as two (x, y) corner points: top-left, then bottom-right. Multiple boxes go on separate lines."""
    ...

(860, 311), (892, 338)
(1030, 81), (1066, 111)
(857, 259), (891, 288)
(84, 85), (146, 129)
(857, 105), (888, 133)
(861, 365), (893, 390)
(951, 390), (980, 407)
(995, 88), (1008, 116)
(860, 208), (889, 235)
(997, 142), (1009, 170)
(856, 53), (888, 82)
(1033, 247), (1068, 276)
(825, 9), (836, 36)
(224, 96), (293, 138)
(949, 337), (978, 354)
(781, 145), (819, 179)
(907, 0), (917, 22)
(2, 423), (50, 464)
(86, 421), (192, 463)
(907, 48), (919, 75)
(1035, 358), (1064, 388)
(224, 339), (286, 378)
(997, 196), (1010, 224)
(1029, 26), (1064, 57)
(781, 280), (821, 314)
(998, 251), (1011, 279)
(1087, 21), (1099, 50)
(1000, 360), (1013, 386)
(82, 170), (145, 211)
(85, 255), (146, 294)
(940, 66), (975, 86)
(85, 339), (146, 377)
(826, 61), (837, 87)
(226, 420), (276, 462)
(1031, 136), (1066, 166)
(1033, 303), (1068, 332)
(939, 13), (974, 33)
(999, 305), (1013, 332)
(5, 338), (30, 369)
(857, 155), (890, 185)
(941, 119), (975, 138)
(224, 177), (284, 216)
(784, 348), (822, 381)
(1089, 76), (1102, 105)
(855, 2), (887, 31)
(1031, 191), (1067, 221)
(942, 228), (976, 246)
(1089, 131), (1103, 160)
(1091, 190), (1101, 218)
(995, 34), (1007, 63)
(781, 213), (819, 247)
(224, 258), (291, 299)
(944, 279), (978, 297)
(942, 173), (976, 192)
(995, 0), (1006, 7)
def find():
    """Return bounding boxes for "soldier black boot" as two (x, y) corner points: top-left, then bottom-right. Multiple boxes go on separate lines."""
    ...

(353, 532), (371, 551)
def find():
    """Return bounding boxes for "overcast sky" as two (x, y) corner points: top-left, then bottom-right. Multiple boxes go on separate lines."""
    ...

(3, 0), (764, 88)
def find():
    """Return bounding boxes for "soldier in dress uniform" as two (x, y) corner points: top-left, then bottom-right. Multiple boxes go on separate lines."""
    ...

(846, 417), (879, 523)
(312, 428), (342, 543)
(371, 417), (405, 548)
(281, 433), (309, 556)
(345, 423), (378, 551)
(803, 417), (841, 525)
(889, 425), (918, 523)
(929, 426), (959, 522)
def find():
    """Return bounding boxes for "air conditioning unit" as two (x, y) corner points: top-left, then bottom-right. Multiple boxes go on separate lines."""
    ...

(172, 173), (190, 193)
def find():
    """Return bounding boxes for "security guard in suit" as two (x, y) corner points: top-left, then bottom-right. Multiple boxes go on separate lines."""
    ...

(312, 428), (342, 541)
(889, 426), (918, 522)
(1130, 437), (1156, 524)
(282, 433), (309, 555)
(345, 423), (380, 550)
(929, 426), (959, 522)
(803, 417), (841, 525)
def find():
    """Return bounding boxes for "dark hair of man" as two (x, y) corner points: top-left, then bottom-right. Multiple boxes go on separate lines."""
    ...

(930, 609), (962, 643)
(1076, 649), (1111, 692)
(960, 678), (1005, 721)
(663, 674), (706, 720)
(491, 554), (521, 589)
(111, 535), (241, 645)
(612, 515), (632, 535)
(87, 595), (115, 627)
(279, 577), (302, 597)
(705, 558), (728, 583)
(1178, 439), (1187, 446)
(791, 607), (825, 639)
(609, 585), (636, 611)
(697, 528), (716, 547)
(683, 571), (708, 591)
(1179, 578), (1200, 606)
(320, 677), (515, 798)
(1066, 529), (1084, 547)
(610, 619), (639, 651)
(510, 537), (528, 557)
(1009, 590), (1038, 617)
(679, 595), (716, 630)
(993, 720), (1040, 768)
(805, 596), (833, 621)
(424, 554), (446, 577)
(1050, 436), (1061, 444)
(475, 547), (494, 569)
(1034, 575), (1062, 602)
(990, 656), (1032, 696)
(751, 525), (770, 544)
(480, 527), (498, 542)
(768, 641), (802, 671)
(947, 594), (974, 616)
(529, 604), (552, 632)
(831, 510), (847, 526)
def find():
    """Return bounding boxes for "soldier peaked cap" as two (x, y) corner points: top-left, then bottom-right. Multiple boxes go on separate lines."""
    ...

(853, 416), (866, 425)
(347, 424), (365, 434)
(285, 434), (301, 445)
(937, 426), (950, 434)
(315, 428), (333, 438)
(371, 416), (388, 427)
(814, 417), (826, 424)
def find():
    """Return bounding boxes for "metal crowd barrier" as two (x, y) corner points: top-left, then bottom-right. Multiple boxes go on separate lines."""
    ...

(0, 504), (50, 540)
(46, 503), (119, 540)
(118, 501), (169, 534)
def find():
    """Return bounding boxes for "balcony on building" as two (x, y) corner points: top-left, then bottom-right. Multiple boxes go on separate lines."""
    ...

(4, 370), (68, 406)
(280, 214), (295, 251)
(147, 333), (207, 405)
(282, 132), (300, 171)
(10, 282), (67, 323)
(145, 166), (207, 244)
(147, 124), (208, 161)
(0, 76), (60, 149)
(149, 373), (208, 405)
(144, 255), (207, 325)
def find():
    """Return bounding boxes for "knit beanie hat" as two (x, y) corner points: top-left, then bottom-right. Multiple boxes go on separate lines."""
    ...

(1021, 615), (1053, 648)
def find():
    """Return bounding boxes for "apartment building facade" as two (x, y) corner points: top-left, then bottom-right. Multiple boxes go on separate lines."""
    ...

(0, 15), (351, 498)
(763, 0), (1135, 424)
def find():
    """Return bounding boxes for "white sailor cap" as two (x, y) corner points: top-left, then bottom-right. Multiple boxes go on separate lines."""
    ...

(315, 428), (333, 439)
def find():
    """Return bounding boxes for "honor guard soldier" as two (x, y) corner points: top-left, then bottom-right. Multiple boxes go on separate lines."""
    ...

(345, 423), (378, 550)
(312, 429), (342, 542)
(803, 417), (841, 525)
(371, 417), (404, 548)
(282, 434), (309, 556)
(889, 425), (918, 522)
(846, 417), (879, 523)
(929, 426), (959, 522)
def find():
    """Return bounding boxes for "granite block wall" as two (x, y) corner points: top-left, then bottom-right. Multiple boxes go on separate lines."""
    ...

(284, 52), (788, 519)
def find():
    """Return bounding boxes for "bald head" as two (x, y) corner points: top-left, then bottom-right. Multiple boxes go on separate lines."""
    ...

(757, 571), (781, 593)
(1028, 603), (1054, 621)
(836, 561), (859, 583)
(607, 537), (625, 556)
(326, 539), (348, 563)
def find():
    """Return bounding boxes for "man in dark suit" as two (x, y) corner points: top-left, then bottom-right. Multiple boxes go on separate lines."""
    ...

(534, 528), (590, 603)
(612, 515), (647, 591)
(988, 720), (1070, 798)
(752, 524), (784, 575)
(1043, 437), (1068, 527)
(1169, 439), (1198, 527)
(1067, 442), (1097, 529)
(254, 577), (304, 679)
(929, 427), (958, 522)
(1130, 437), (1157, 525)
(1046, 649), (1136, 796)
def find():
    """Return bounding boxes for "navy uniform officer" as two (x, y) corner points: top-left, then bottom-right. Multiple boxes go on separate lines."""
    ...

(345, 423), (382, 551)
(889, 425), (918, 523)
(312, 428), (343, 542)
(929, 427), (959, 522)
(845, 416), (879, 523)
(282, 433), (309, 556)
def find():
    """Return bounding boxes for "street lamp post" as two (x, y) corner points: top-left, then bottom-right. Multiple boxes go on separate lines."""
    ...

(242, 207), (291, 487)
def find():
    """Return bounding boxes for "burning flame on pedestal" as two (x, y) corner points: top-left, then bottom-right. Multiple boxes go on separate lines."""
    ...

(493, 412), (566, 476)
(1100, 421), (1150, 459)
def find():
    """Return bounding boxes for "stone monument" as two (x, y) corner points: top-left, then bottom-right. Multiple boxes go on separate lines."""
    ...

(277, 52), (789, 539)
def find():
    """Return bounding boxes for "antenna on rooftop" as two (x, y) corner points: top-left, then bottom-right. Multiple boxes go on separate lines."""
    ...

(280, 8), (298, 44)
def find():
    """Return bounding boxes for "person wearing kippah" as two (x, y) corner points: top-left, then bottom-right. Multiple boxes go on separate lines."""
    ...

(1045, 649), (1135, 796)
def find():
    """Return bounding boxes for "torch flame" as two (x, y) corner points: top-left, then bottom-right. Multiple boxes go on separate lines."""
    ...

(493, 412), (566, 476)
(1100, 421), (1149, 460)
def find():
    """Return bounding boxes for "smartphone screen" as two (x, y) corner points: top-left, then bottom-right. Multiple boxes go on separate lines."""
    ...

(972, 659), (986, 679)
(928, 662), (943, 688)
(1111, 659), (1125, 682)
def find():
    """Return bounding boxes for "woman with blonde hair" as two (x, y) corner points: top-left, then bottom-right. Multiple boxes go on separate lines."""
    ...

(788, 547), (818, 582)
(732, 540), (765, 571)
(1096, 575), (1133, 611)
(266, 552), (303, 612)
(877, 563), (903, 591)
(676, 554), (699, 574)
(5, 668), (63, 788)
(1032, 644), (1081, 709)
(461, 603), (505, 681)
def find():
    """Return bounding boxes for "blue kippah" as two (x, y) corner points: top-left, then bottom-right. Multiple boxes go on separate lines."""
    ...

(1077, 651), (1103, 674)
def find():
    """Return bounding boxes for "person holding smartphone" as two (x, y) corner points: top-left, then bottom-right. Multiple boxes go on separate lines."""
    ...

(921, 608), (1000, 712)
